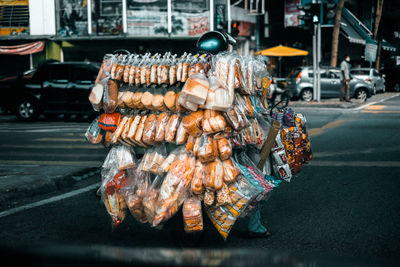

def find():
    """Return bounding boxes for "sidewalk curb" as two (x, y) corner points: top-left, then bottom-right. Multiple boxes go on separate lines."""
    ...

(0, 167), (100, 206)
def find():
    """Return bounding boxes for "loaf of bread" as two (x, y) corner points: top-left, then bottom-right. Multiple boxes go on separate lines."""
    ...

(191, 161), (204, 195)
(175, 92), (185, 112)
(181, 110), (204, 137)
(165, 114), (180, 143)
(89, 83), (104, 111)
(217, 138), (232, 160)
(175, 122), (189, 145)
(112, 116), (129, 144)
(155, 112), (169, 142)
(222, 159), (240, 183)
(197, 136), (216, 163)
(141, 92), (154, 110)
(129, 65), (136, 85)
(186, 135), (195, 152)
(127, 115), (141, 145)
(152, 94), (166, 111)
(123, 65), (131, 83)
(104, 79), (118, 113)
(142, 114), (157, 145)
(181, 75), (209, 105)
(134, 115), (147, 145)
(164, 91), (176, 111)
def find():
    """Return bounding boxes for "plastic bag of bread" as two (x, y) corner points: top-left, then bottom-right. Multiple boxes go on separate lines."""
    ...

(142, 113), (157, 146)
(85, 116), (104, 144)
(183, 195), (203, 233)
(158, 56), (170, 85)
(197, 135), (217, 163)
(178, 92), (199, 112)
(111, 115), (129, 144)
(98, 112), (121, 132)
(160, 145), (186, 173)
(217, 137), (232, 161)
(206, 71), (234, 112)
(222, 158), (240, 183)
(191, 160), (205, 195)
(203, 159), (224, 191)
(155, 112), (170, 142)
(122, 170), (151, 223)
(103, 79), (119, 113)
(95, 54), (116, 85)
(143, 175), (165, 224)
(235, 93), (254, 117)
(141, 91), (154, 110)
(114, 55), (126, 82)
(100, 169), (128, 228)
(89, 77), (107, 111)
(181, 110), (204, 137)
(169, 55), (177, 86)
(153, 153), (196, 227)
(181, 73), (209, 105)
(150, 54), (160, 85)
(181, 54), (192, 82)
(175, 120), (189, 145)
(165, 114), (181, 143)
(122, 54), (133, 84)
(104, 144), (137, 171)
(216, 183), (232, 207)
(202, 113), (227, 135)
(139, 143), (167, 175)
(223, 104), (249, 131)
(128, 55), (140, 85)
(204, 188), (214, 206)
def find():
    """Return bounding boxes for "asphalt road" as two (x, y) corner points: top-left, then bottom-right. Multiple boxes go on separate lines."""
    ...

(0, 94), (400, 265)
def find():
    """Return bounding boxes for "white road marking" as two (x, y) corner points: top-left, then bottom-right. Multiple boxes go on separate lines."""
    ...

(0, 182), (101, 219)
(353, 93), (400, 110)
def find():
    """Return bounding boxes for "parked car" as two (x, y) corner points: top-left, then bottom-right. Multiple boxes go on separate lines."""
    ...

(286, 66), (374, 102)
(0, 61), (100, 121)
(350, 68), (385, 94)
(381, 66), (400, 92)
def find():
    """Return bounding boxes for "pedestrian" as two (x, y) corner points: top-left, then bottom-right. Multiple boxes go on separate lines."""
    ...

(340, 55), (351, 102)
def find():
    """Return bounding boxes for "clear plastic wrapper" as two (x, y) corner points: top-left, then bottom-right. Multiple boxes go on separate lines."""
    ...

(95, 54), (116, 85)
(181, 110), (204, 137)
(115, 55), (127, 82)
(197, 135), (217, 163)
(89, 77), (107, 111)
(85, 116), (104, 144)
(153, 153), (196, 226)
(169, 55), (177, 86)
(164, 91), (176, 111)
(122, 169), (151, 223)
(150, 54), (160, 85)
(191, 160), (205, 195)
(222, 158), (240, 183)
(165, 114), (181, 143)
(204, 188), (214, 206)
(223, 104), (249, 131)
(183, 195), (203, 233)
(103, 79), (119, 113)
(160, 146), (186, 173)
(176, 120), (189, 145)
(155, 112), (170, 142)
(152, 94), (166, 111)
(111, 115), (129, 144)
(143, 175), (165, 224)
(139, 143), (167, 175)
(181, 73), (209, 105)
(101, 169), (128, 228)
(217, 137), (232, 161)
(203, 159), (224, 191)
(216, 183), (232, 207)
(142, 113), (157, 145)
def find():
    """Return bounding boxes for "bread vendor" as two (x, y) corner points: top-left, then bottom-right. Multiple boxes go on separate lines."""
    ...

(197, 31), (271, 238)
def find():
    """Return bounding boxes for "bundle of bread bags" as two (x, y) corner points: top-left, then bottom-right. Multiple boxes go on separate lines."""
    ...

(85, 51), (312, 240)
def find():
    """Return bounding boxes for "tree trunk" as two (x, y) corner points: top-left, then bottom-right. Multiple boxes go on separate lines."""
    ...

(374, 0), (384, 70)
(330, 0), (346, 67)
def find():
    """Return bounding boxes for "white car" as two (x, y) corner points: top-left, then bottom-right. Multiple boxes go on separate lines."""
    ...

(350, 68), (385, 94)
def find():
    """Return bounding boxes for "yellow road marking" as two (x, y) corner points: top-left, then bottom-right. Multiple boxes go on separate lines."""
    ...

(34, 138), (85, 142)
(309, 119), (346, 137)
(361, 110), (400, 114)
(364, 105), (386, 110)
(0, 144), (103, 150)
(0, 160), (102, 167)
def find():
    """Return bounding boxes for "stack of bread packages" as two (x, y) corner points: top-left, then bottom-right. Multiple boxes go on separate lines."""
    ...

(85, 50), (309, 240)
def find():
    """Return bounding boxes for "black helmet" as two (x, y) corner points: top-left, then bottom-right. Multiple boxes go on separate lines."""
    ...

(196, 31), (237, 55)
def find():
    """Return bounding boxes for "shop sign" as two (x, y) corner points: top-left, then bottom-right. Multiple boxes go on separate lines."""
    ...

(284, 0), (301, 27)
(365, 43), (377, 62)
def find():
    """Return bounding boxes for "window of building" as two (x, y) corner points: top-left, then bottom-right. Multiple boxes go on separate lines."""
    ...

(92, 0), (123, 36)
(56, 0), (88, 37)
(0, 0), (29, 36)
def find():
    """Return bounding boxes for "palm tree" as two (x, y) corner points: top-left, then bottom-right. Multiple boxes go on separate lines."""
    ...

(330, 0), (346, 67)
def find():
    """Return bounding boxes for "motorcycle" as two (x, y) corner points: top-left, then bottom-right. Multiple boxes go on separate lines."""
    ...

(266, 80), (290, 111)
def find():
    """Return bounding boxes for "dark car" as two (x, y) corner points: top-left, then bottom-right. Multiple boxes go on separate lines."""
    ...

(286, 66), (374, 101)
(381, 66), (400, 92)
(0, 61), (100, 120)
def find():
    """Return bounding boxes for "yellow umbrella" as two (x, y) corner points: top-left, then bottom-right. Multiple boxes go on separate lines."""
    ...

(255, 45), (308, 57)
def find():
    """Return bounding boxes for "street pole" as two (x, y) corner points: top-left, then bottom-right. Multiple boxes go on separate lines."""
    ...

(317, 22), (321, 101)
(313, 24), (317, 101)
